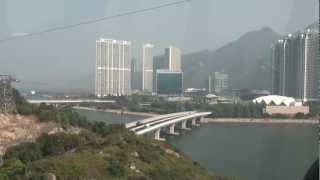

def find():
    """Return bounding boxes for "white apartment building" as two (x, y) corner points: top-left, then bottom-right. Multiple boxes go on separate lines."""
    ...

(95, 38), (131, 97)
(142, 43), (154, 92)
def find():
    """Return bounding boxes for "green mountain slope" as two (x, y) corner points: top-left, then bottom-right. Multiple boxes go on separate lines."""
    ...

(182, 27), (280, 90)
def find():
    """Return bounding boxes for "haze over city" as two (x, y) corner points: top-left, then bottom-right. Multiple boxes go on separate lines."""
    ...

(0, 0), (318, 92)
(0, 1), (319, 180)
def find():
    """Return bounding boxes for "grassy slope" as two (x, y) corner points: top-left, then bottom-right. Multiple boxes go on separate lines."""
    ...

(3, 91), (233, 179)
(26, 128), (229, 180)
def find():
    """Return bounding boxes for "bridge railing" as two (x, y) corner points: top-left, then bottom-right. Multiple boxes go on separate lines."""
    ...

(130, 112), (196, 132)
(135, 112), (211, 135)
(125, 111), (196, 129)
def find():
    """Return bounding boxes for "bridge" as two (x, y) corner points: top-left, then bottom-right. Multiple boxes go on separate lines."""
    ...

(27, 99), (116, 105)
(126, 111), (211, 141)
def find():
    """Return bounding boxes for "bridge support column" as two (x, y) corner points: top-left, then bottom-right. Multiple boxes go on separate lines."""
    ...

(199, 116), (205, 123)
(181, 120), (191, 131)
(191, 118), (200, 127)
(154, 128), (165, 141)
(168, 124), (179, 135)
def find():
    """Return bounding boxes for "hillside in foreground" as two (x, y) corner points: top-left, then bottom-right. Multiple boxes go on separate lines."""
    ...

(0, 90), (233, 180)
(0, 126), (234, 180)
(0, 114), (58, 155)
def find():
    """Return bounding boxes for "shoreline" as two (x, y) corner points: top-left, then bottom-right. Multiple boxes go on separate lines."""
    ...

(73, 106), (158, 117)
(203, 118), (318, 124)
(73, 106), (318, 125)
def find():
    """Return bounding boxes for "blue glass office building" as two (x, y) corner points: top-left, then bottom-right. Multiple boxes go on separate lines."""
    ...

(156, 70), (183, 95)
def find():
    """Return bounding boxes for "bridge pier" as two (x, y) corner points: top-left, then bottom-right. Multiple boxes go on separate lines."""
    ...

(128, 111), (212, 138)
(191, 118), (200, 127)
(168, 124), (179, 135)
(199, 116), (206, 123)
(181, 120), (191, 131)
(154, 128), (165, 141)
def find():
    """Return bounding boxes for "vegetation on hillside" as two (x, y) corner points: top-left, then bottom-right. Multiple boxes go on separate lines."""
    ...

(0, 126), (232, 180)
(0, 89), (233, 180)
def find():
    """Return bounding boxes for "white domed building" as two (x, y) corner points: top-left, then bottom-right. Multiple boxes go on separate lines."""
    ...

(253, 95), (296, 106)
(253, 95), (309, 115)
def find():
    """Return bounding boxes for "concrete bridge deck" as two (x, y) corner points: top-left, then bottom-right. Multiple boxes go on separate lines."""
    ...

(126, 111), (211, 140)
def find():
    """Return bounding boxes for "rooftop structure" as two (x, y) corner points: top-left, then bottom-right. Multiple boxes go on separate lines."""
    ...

(253, 95), (296, 106)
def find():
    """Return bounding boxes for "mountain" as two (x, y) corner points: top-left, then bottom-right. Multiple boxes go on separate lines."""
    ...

(182, 27), (281, 90)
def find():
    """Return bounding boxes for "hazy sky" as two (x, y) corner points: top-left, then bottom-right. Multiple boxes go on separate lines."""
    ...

(0, 0), (318, 92)
(3, 0), (318, 52)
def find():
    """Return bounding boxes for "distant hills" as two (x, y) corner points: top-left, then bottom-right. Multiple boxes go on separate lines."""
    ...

(182, 27), (281, 91)
(3, 26), (282, 93)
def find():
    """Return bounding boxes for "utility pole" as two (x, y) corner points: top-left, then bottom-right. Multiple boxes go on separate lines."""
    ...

(0, 75), (19, 114)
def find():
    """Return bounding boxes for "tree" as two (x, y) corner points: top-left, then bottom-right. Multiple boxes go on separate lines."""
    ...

(38, 133), (83, 156)
(107, 160), (125, 177)
(56, 112), (70, 129)
(0, 159), (25, 178)
(4, 143), (42, 164)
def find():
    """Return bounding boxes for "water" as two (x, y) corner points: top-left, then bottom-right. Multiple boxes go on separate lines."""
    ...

(76, 109), (146, 124)
(77, 109), (318, 180)
(168, 123), (318, 180)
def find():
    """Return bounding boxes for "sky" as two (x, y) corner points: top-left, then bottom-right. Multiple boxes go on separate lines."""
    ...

(0, 0), (318, 92)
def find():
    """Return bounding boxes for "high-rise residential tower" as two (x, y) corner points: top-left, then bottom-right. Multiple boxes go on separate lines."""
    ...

(271, 39), (285, 96)
(302, 29), (319, 101)
(131, 58), (139, 90)
(142, 43), (154, 92)
(164, 46), (181, 71)
(95, 38), (131, 97)
(271, 28), (319, 102)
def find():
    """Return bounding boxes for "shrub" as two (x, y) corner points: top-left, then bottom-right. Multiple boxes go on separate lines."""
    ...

(4, 143), (42, 164)
(0, 159), (25, 178)
(107, 160), (125, 177)
(38, 133), (83, 156)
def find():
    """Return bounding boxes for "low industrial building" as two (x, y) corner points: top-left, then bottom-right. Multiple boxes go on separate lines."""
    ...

(264, 106), (309, 115)
(205, 94), (234, 105)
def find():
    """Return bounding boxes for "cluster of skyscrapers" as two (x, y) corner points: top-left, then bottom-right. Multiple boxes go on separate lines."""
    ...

(271, 27), (319, 102)
(95, 38), (183, 97)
